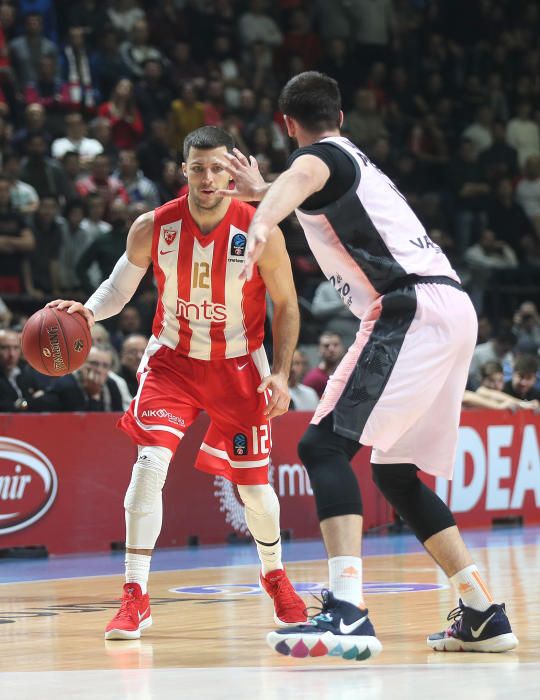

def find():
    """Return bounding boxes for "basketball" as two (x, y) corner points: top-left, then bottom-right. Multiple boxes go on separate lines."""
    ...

(21, 307), (92, 377)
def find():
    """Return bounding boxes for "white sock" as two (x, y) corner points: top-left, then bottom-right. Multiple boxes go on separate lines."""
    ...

(328, 556), (364, 607)
(125, 552), (151, 594)
(450, 564), (494, 611)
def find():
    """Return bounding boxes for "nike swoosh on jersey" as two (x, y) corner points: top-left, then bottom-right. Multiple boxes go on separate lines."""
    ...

(471, 612), (496, 639)
(339, 615), (368, 635)
(237, 362), (248, 370)
(159, 250), (174, 255)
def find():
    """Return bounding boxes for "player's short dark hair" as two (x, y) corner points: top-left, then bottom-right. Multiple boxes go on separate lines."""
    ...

(513, 354), (538, 376)
(278, 71), (341, 132)
(183, 126), (235, 160)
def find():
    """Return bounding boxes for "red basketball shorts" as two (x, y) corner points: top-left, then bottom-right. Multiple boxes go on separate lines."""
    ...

(118, 340), (272, 485)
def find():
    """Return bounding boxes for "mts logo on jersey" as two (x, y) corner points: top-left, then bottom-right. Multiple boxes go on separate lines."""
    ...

(176, 298), (227, 322)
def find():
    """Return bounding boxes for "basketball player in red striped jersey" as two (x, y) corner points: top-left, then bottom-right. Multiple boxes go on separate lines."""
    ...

(48, 126), (306, 639)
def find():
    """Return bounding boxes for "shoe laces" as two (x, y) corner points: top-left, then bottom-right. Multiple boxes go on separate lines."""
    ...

(113, 591), (139, 621)
(306, 588), (335, 622)
(271, 574), (306, 612)
(446, 605), (464, 633)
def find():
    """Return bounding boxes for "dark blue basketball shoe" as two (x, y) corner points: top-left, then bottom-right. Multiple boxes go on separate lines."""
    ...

(427, 599), (518, 652)
(266, 589), (382, 661)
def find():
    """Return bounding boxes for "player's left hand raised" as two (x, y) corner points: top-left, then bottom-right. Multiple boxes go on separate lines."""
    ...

(215, 148), (267, 201)
(258, 372), (290, 419)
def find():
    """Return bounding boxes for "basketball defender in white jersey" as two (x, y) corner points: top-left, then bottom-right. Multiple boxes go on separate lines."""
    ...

(218, 72), (518, 661)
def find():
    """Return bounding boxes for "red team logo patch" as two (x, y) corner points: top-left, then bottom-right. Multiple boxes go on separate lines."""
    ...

(163, 228), (177, 245)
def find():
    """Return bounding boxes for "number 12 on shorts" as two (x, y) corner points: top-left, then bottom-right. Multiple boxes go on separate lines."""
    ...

(252, 425), (270, 455)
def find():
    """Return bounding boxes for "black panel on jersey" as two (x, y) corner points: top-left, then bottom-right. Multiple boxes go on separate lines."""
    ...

(330, 285), (418, 442)
(293, 139), (409, 293)
(287, 143), (356, 210)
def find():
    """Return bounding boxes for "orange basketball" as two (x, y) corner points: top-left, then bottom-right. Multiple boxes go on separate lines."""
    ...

(21, 307), (92, 376)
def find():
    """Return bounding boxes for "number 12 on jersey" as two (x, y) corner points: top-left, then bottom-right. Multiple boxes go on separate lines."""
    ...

(252, 425), (270, 455)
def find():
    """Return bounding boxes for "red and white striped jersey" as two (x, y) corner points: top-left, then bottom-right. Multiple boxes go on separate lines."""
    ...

(151, 196), (266, 360)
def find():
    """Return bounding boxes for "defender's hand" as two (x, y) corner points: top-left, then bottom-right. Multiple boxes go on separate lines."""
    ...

(216, 148), (267, 201)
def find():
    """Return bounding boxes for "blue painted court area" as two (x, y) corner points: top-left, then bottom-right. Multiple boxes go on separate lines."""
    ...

(1, 526), (539, 584)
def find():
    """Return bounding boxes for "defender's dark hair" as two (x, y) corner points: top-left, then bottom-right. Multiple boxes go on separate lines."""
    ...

(183, 126), (235, 160)
(278, 71), (341, 132)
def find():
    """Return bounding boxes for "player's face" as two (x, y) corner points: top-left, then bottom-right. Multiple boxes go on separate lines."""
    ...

(183, 147), (231, 210)
(0, 332), (21, 371)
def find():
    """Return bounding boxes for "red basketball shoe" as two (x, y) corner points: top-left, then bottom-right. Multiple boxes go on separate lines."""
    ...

(260, 569), (307, 627)
(105, 583), (152, 640)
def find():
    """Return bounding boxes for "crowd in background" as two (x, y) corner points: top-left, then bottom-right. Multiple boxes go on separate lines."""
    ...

(0, 0), (539, 413)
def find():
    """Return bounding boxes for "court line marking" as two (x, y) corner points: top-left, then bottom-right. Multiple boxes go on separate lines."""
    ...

(0, 538), (535, 586)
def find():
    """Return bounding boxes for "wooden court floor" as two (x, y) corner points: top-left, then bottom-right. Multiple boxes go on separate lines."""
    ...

(0, 534), (538, 699)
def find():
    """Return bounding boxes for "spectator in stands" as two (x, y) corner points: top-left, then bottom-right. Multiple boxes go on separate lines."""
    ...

(3, 150), (39, 214)
(302, 331), (345, 398)
(0, 297), (13, 329)
(89, 116), (118, 162)
(51, 112), (103, 165)
(107, 0), (146, 38)
(238, 0), (283, 58)
(168, 83), (205, 151)
(479, 121), (518, 185)
(311, 279), (358, 350)
(344, 88), (388, 153)
(58, 198), (94, 296)
(115, 148), (160, 210)
(468, 324), (516, 388)
(97, 78), (144, 150)
(67, 0), (109, 44)
(464, 228), (518, 273)
(20, 133), (69, 202)
(136, 119), (172, 183)
(133, 58), (173, 129)
(512, 301), (540, 349)
(119, 333), (147, 397)
(76, 197), (130, 291)
(503, 354), (540, 402)
(462, 357), (537, 411)
(506, 101), (540, 168)
(448, 137), (490, 254)
(279, 9), (321, 71)
(23, 55), (70, 135)
(515, 155), (540, 236)
(156, 159), (185, 205)
(119, 18), (166, 80)
(462, 106), (493, 157)
(90, 25), (128, 101)
(28, 195), (62, 297)
(487, 177), (533, 251)
(0, 328), (48, 412)
(11, 102), (51, 155)
(9, 12), (59, 86)
(30, 345), (124, 412)
(288, 348), (319, 411)
(76, 153), (128, 216)
(0, 175), (35, 295)
(60, 25), (97, 114)
(349, 0), (397, 67)
(111, 304), (143, 352)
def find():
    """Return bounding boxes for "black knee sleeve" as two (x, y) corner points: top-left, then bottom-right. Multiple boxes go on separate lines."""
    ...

(371, 462), (456, 543)
(299, 415), (362, 522)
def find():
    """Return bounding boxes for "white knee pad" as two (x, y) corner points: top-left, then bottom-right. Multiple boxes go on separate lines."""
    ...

(124, 446), (172, 515)
(237, 484), (279, 516)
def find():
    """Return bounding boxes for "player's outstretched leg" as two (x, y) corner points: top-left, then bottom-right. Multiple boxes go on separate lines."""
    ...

(267, 421), (382, 661)
(105, 445), (172, 639)
(238, 484), (307, 626)
(371, 462), (518, 653)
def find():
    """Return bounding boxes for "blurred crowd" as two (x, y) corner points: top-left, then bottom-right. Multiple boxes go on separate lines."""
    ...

(0, 0), (539, 412)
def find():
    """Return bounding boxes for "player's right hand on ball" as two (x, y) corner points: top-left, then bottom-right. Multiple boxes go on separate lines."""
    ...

(47, 299), (95, 329)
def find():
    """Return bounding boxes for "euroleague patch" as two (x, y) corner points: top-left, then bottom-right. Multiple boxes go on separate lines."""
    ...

(230, 233), (247, 257)
(233, 432), (248, 456)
